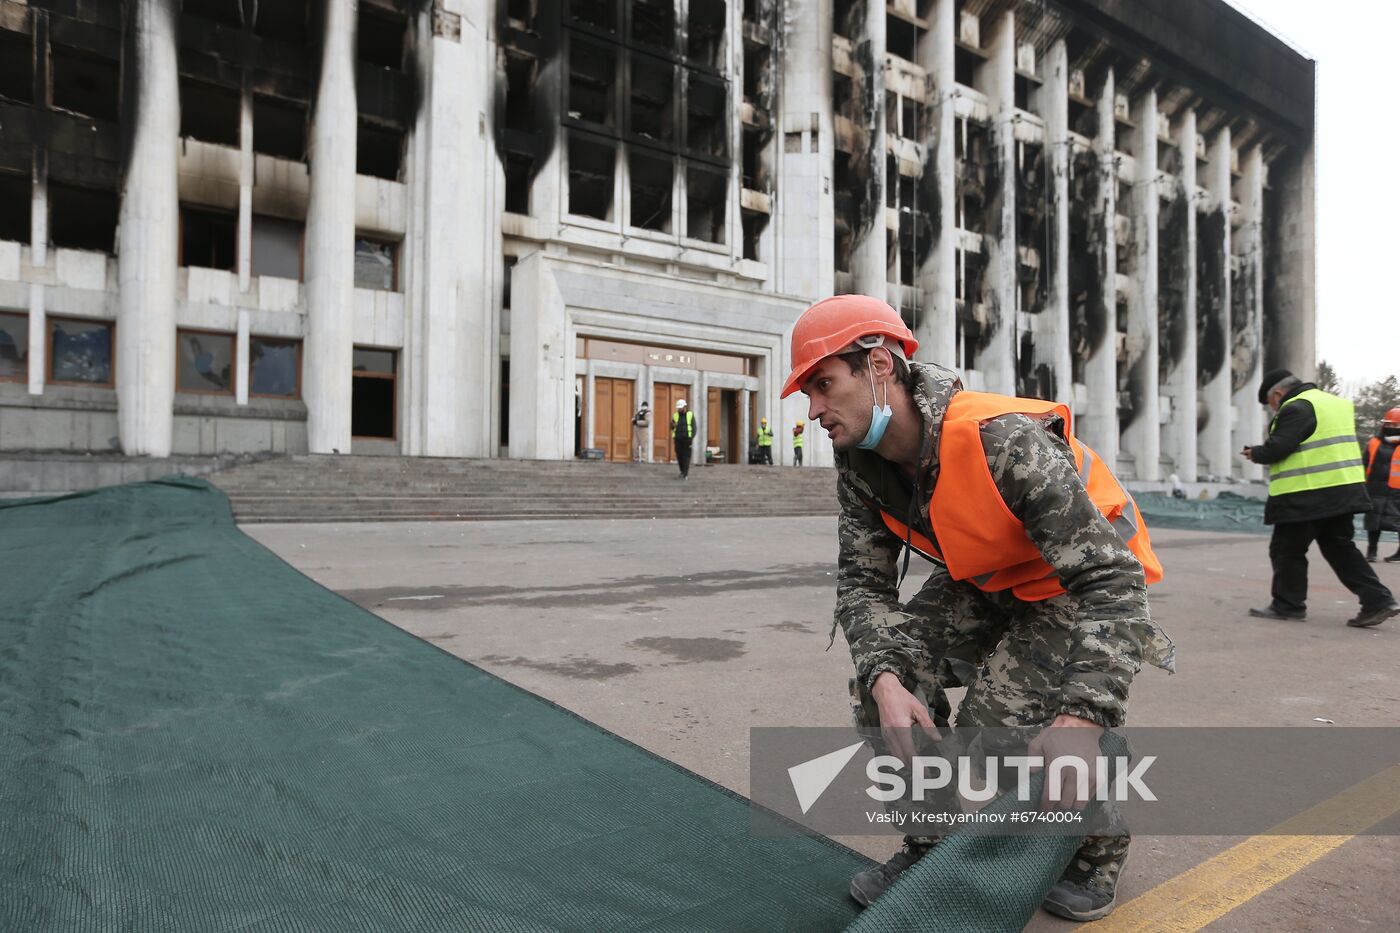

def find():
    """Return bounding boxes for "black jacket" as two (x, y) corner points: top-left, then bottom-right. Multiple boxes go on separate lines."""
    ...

(1249, 383), (1372, 524)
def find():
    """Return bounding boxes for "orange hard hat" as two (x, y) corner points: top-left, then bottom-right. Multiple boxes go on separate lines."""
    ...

(1384, 407), (1400, 425)
(780, 294), (918, 398)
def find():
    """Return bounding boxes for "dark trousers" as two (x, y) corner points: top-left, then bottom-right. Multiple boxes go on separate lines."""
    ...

(1270, 515), (1394, 613)
(675, 443), (692, 477)
(793, 447), (803, 466)
(759, 446), (772, 465)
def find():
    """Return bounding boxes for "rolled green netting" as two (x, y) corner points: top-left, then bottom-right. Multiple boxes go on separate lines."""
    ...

(846, 733), (1129, 933)
(0, 478), (869, 932)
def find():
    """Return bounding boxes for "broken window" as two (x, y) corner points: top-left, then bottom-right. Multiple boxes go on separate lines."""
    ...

(0, 29), (31, 104)
(687, 0), (726, 69)
(568, 132), (615, 220)
(568, 38), (616, 127)
(833, 0), (858, 40)
(183, 0), (244, 28)
(629, 150), (673, 231)
(954, 46), (977, 87)
(0, 311), (27, 382)
(254, 1), (308, 44)
(686, 74), (727, 159)
(253, 96), (307, 160)
(51, 46), (119, 122)
(629, 54), (674, 142)
(902, 97), (919, 141)
(181, 205), (237, 270)
(358, 6), (406, 70)
(741, 208), (763, 261)
(249, 336), (300, 397)
(887, 13), (917, 62)
(352, 347), (396, 439)
(353, 235), (398, 290)
(49, 183), (118, 253)
(251, 214), (303, 280)
(685, 163), (726, 243)
(49, 317), (113, 386)
(180, 78), (241, 146)
(570, 0), (617, 33)
(357, 120), (405, 180)
(504, 152), (533, 214)
(631, 0), (675, 51)
(0, 172), (30, 243)
(742, 44), (765, 103)
(504, 52), (537, 133)
(741, 126), (761, 189)
(176, 328), (235, 394)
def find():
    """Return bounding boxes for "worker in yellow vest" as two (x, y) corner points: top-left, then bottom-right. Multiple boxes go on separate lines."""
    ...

(756, 417), (774, 465)
(792, 420), (805, 466)
(1243, 369), (1397, 627)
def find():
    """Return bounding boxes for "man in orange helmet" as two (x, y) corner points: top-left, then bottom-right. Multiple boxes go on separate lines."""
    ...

(783, 294), (1174, 922)
(1363, 407), (1400, 562)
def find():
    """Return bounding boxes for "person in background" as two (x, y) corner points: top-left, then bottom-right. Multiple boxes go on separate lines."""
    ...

(1363, 407), (1400, 562)
(672, 399), (696, 480)
(631, 401), (650, 463)
(1242, 369), (1398, 627)
(757, 417), (774, 465)
(793, 419), (806, 466)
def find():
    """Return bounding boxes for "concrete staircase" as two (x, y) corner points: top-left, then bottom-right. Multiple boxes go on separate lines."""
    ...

(210, 455), (841, 523)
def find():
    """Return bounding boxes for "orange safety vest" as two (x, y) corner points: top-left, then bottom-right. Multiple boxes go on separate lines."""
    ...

(875, 391), (1164, 601)
(1365, 437), (1400, 490)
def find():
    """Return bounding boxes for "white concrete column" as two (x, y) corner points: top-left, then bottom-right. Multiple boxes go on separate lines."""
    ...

(1199, 127), (1233, 478)
(849, 2), (887, 300)
(697, 371), (711, 463)
(116, 0), (179, 457)
(585, 359), (596, 450)
(740, 387), (751, 465)
(1232, 146), (1266, 481)
(918, 0), (957, 366)
(1080, 69), (1117, 463)
(27, 285), (44, 396)
(639, 365), (653, 461)
(303, 0), (357, 454)
(235, 308), (250, 405)
(508, 251), (570, 460)
(238, 84), (254, 293)
(1120, 91), (1159, 481)
(979, 10), (1016, 394)
(1037, 39), (1072, 404)
(1267, 143), (1315, 376)
(776, 0), (833, 302)
(1164, 110), (1198, 480)
(29, 173), (46, 269)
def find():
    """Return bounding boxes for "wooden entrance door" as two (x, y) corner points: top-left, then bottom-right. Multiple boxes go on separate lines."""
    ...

(652, 382), (690, 462)
(593, 377), (635, 462)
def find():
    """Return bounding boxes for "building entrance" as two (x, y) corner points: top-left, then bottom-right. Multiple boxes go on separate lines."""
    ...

(351, 347), (396, 440)
(706, 387), (741, 464)
(652, 382), (690, 462)
(590, 376), (635, 462)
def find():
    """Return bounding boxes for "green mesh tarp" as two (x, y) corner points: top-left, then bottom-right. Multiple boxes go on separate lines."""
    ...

(1135, 491), (1269, 534)
(0, 478), (870, 932)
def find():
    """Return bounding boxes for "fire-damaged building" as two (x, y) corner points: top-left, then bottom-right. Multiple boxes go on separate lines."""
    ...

(0, 0), (1314, 480)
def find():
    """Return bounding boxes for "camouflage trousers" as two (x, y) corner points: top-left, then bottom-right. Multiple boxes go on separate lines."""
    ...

(849, 565), (1130, 877)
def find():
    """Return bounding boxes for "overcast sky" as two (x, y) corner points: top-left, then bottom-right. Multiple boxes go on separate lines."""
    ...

(1226, 0), (1399, 387)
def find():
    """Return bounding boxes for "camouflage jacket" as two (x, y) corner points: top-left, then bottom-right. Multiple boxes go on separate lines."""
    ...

(833, 362), (1175, 727)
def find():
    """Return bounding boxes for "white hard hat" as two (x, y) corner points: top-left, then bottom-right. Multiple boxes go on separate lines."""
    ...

(677, 399), (687, 408)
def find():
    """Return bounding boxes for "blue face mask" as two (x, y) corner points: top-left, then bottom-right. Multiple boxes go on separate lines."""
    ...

(856, 363), (892, 450)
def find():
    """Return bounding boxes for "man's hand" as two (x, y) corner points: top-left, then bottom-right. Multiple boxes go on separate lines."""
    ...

(871, 671), (940, 765)
(1027, 713), (1104, 811)
(1241, 445), (1255, 462)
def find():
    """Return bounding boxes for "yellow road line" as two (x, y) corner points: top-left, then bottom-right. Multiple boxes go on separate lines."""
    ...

(1096, 764), (1400, 932)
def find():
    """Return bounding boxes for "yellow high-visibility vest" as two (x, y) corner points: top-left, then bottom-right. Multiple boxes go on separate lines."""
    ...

(1268, 389), (1366, 497)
